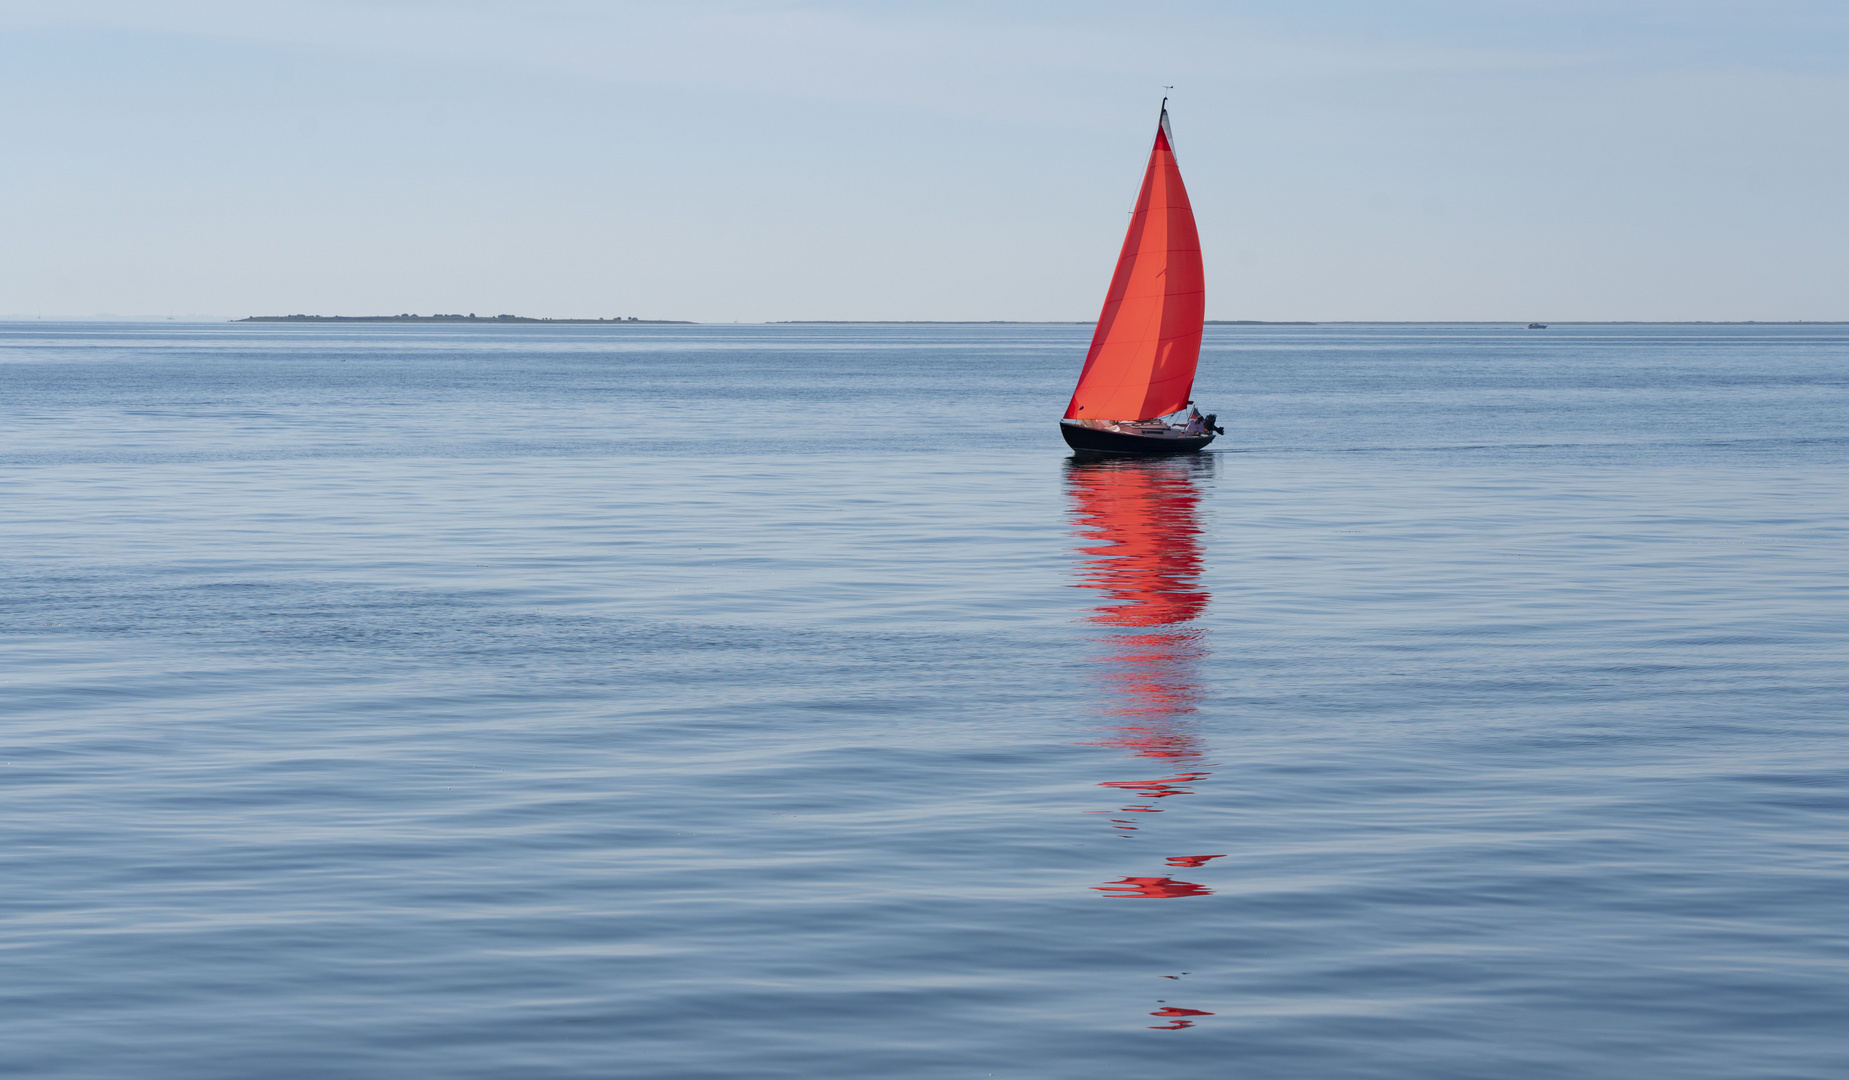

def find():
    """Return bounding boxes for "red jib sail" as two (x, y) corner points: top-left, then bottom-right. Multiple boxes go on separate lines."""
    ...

(1063, 105), (1205, 423)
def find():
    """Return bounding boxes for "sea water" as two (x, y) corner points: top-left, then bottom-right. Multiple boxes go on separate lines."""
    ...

(3, 321), (1846, 1078)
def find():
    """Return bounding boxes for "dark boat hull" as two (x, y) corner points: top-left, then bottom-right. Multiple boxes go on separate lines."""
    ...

(1060, 422), (1215, 456)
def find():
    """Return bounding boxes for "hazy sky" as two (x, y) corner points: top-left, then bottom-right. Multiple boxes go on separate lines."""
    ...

(3, 1), (1845, 321)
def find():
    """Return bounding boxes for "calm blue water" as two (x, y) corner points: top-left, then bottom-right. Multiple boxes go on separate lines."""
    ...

(4, 321), (1846, 1078)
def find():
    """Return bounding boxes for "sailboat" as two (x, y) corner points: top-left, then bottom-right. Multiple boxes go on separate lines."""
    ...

(1060, 101), (1223, 455)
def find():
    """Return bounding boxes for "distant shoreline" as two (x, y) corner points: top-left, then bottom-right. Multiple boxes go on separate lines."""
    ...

(768, 319), (1324, 325)
(1284, 320), (1849, 326)
(238, 315), (693, 324)
(772, 320), (1089, 325)
(194, 316), (1849, 327)
(773, 320), (1846, 326)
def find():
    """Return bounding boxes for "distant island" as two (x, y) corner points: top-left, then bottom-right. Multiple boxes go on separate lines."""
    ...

(238, 314), (693, 324)
(230, 316), (1849, 327)
(772, 319), (1321, 325)
(770, 320), (1090, 325)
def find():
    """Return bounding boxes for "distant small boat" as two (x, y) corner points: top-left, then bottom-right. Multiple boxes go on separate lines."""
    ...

(1528, 323), (1548, 329)
(1060, 101), (1221, 456)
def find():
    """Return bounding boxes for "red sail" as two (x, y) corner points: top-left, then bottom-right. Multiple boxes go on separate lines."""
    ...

(1063, 107), (1205, 422)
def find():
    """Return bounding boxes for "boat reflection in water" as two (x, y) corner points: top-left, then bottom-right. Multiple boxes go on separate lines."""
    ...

(1065, 453), (1223, 1028)
(1147, 1007), (1216, 1031)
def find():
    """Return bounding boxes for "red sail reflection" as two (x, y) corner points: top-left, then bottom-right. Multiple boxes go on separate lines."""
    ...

(1093, 876), (1213, 899)
(1148, 1007), (1215, 1030)
(1068, 455), (1216, 839)
(1069, 458), (1209, 630)
(1165, 854), (1228, 869)
(1068, 456), (1221, 1029)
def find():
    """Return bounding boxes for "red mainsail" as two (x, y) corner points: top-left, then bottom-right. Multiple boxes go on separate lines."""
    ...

(1063, 105), (1205, 422)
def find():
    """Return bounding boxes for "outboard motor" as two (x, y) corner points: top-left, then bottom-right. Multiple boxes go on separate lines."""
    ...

(1204, 413), (1224, 435)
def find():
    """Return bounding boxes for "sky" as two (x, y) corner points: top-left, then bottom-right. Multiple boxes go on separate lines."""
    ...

(2, 0), (1846, 321)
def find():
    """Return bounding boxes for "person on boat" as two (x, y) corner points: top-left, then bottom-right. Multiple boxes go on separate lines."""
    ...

(1183, 407), (1207, 436)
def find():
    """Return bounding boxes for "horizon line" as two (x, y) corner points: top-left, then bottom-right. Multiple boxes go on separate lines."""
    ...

(5, 317), (1846, 326)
